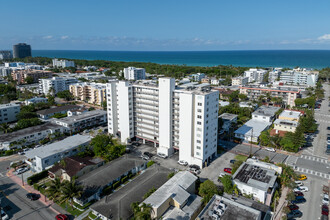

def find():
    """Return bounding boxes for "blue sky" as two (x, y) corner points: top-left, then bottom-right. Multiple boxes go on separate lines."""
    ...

(1, 0), (330, 50)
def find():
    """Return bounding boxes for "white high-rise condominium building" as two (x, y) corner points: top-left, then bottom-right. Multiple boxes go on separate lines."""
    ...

(123, 67), (146, 80)
(52, 58), (75, 68)
(268, 68), (282, 83)
(244, 68), (267, 83)
(106, 78), (219, 167)
(39, 77), (78, 95)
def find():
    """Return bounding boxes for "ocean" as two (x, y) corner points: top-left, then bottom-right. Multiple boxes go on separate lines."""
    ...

(32, 50), (330, 69)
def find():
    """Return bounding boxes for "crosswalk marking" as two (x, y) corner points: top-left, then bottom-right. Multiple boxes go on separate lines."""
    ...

(294, 166), (330, 180)
(300, 155), (329, 164)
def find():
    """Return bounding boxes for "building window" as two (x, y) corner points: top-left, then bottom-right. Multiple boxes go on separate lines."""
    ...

(198, 103), (202, 106)
(197, 109), (202, 113)
(197, 115), (202, 119)
(197, 140), (201, 144)
(196, 152), (200, 156)
(197, 146), (201, 150)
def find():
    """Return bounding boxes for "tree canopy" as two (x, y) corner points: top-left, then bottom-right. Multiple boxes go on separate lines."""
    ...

(199, 180), (220, 204)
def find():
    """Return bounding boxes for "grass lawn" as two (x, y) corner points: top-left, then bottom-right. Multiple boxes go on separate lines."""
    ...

(59, 201), (84, 216)
(235, 154), (248, 162)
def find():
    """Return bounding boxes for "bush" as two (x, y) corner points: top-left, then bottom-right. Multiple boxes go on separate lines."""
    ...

(121, 176), (128, 183)
(4, 150), (14, 156)
(101, 185), (113, 196)
(168, 172), (175, 179)
(147, 161), (155, 167)
(27, 170), (48, 185)
(112, 181), (120, 189)
(33, 183), (39, 190)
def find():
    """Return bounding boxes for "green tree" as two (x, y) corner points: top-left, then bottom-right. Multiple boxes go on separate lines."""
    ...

(46, 177), (62, 201)
(60, 180), (82, 210)
(238, 93), (247, 101)
(90, 134), (112, 157)
(143, 187), (157, 200)
(25, 76), (34, 84)
(231, 160), (243, 174)
(0, 123), (10, 133)
(199, 180), (219, 204)
(56, 90), (74, 101)
(107, 144), (125, 160)
(131, 202), (152, 220)
(16, 111), (37, 120)
(220, 175), (234, 194)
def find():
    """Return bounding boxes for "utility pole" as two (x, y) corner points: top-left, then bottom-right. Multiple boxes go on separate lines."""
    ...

(21, 173), (24, 186)
(250, 128), (253, 157)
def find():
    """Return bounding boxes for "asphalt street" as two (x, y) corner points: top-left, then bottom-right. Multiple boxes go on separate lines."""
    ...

(0, 155), (57, 220)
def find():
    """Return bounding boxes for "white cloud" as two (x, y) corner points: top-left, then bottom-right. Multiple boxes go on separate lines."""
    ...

(43, 35), (53, 39)
(61, 36), (69, 40)
(318, 34), (330, 41)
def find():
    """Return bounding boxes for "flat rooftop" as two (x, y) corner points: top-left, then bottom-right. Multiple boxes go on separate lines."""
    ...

(36, 105), (80, 115)
(54, 110), (106, 124)
(252, 106), (280, 117)
(219, 113), (238, 121)
(0, 123), (62, 142)
(143, 171), (197, 209)
(90, 165), (171, 220)
(232, 161), (277, 192)
(279, 110), (302, 119)
(77, 155), (146, 199)
(197, 195), (262, 220)
(240, 85), (300, 92)
(234, 119), (271, 137)
(274, 119), (298, 127)
(24, 135), (91, 159)
(0, 103), (19, 109)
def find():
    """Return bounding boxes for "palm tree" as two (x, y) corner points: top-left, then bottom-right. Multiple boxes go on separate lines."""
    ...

(60, 180), (82, 210)
(0, 123), (10, 134)
(131, 202), (153, 220)
(46, 177), (62, 201)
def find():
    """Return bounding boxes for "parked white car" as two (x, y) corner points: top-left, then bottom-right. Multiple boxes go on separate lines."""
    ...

(157, 152), (168, 159)
(219, 172), (229, 178)
(15, 167), (29, 175)
(1, 210), (8, 220)
(265, 147), (276, 152)
(294, 186), (309, 192)
(295, 181), (304, 187)
(323, 194), (329, 205)
(178, 160), (188, 166)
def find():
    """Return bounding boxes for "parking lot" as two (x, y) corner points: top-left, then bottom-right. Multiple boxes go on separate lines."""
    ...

(292, 173), (329, 220)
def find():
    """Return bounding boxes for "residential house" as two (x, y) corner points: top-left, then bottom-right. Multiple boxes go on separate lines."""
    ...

(24, 97), (48, 105)
(48, 156), (104, 181)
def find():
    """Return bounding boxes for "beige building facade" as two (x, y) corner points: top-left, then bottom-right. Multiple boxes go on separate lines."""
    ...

(70, 82), (106, 106)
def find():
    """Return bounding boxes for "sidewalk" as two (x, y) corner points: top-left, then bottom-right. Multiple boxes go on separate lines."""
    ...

(6, 169), (66, 216)
(273, 187), (289, 220)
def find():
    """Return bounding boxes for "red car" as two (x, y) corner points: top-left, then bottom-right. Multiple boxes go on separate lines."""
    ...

(288, 204), (299, 211)
(322, 205), (329, 216)
(55, 214), (68, 220)
(224, 168), (232, 174)
(294, 191), (304, 197)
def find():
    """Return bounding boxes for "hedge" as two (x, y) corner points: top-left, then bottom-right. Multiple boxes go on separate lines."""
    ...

(27, 170), (48, 185)
(121, 176), (128, 183)
(112, 181), (120, 189)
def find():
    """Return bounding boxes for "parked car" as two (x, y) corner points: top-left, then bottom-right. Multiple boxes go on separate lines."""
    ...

(294, 191), (304, 197)
(219, 172), (229, 178)
(294, 186), (309, 192)
(157, 152), (168, 159)
(15, 167), (29, 175)
(178, 160), (188, 166)
(26, 193), (39, 201)
(189, 164), (200, 170)
(143, 152), (153, 158)
(140, 155), (150, 160)
(287, 204), (299, 211)
(1, 210), (8, 220)
(322, 204), (329, 216)
(327, 137), (330, 145)
(55, 214), (68, 220)
(322, 194), (329, 205)
(230, 160), (236, 164)
(287, 210), (302, 219)
(297, 174), (307, 181)
(189, 168), (200, 175)
(321, 214), (329, 220)
(291, 197), (306, 204)
(224, 168), (232, 174)
(265, 147), (276, 152)
(295, 181), (304, 187)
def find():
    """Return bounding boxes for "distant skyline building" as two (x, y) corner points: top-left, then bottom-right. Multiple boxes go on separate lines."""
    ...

(13, 43), (31, 58)
(279, 68), (318, 86)
(52, 58), (75, 68)
(0, 50), (13, 60)
(123, 67), (146, 80)
(39, 77), (78, 95)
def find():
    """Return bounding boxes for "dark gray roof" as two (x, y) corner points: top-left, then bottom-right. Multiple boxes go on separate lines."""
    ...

(77, 155), (147, 199)
(90, 164), (171, 219)
(0, 123), (62, 142)
(36, 105), (79, 115)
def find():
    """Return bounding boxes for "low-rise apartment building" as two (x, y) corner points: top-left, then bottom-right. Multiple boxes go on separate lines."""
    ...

(190, 73), (206, 82)
(36, 105), (80, 119)
(53, 110), (107, 133)
(142, 171), (203, 219)
(0, 103), (20, 124)
(244, 68), (267, 83)
(240, 86), (301, 107)
(123, 67), (146, 80)
(75, 155), (147, 205)
(219, 113), (237, 132)
(278, 109), (302, 121)
(25, 134), (91, 172)
(280, 68), (318, 86)
(12, 70), (53, 84)
(24, 97), (48, 105)
(273, 119), (298, 133)
(232, 76), (249, 86)
(232, 159), (281, 205)
(52, 58), (75, 68)
(69, 82), (106, 106)
(107, 78), (219, 168)
(0, 123), (63, 150)
(39, 77), (79, 95)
